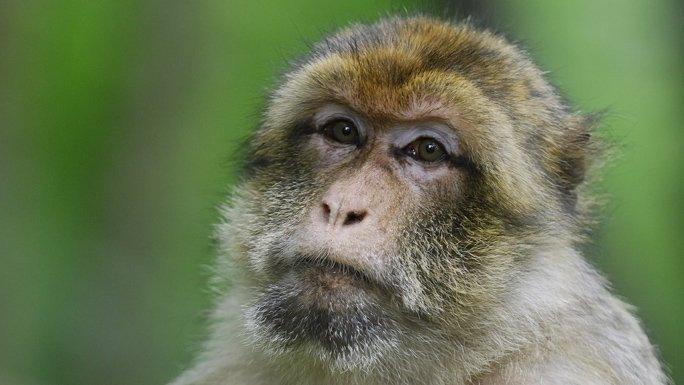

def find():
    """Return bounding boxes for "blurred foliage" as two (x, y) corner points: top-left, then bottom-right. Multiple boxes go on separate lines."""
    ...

(0, 1), (681, 384)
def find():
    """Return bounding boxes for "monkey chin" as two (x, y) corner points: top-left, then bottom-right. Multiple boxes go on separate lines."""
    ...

(244, 259), (401, 371)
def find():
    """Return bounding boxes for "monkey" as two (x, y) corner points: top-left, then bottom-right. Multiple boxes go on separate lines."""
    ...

(169, 16), (668, 385)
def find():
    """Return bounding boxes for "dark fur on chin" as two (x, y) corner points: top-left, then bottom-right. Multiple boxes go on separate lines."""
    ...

(246, 267), (401, 367)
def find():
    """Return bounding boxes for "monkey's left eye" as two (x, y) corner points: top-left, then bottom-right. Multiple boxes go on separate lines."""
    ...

(403, 138), (447, 163)
(322, 119), (360, 145)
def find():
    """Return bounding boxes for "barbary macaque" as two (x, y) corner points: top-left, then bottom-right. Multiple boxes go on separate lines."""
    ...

(170, 16), (667, 385)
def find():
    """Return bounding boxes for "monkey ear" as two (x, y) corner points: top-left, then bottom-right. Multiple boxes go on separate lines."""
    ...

(553, 112), (602, 193)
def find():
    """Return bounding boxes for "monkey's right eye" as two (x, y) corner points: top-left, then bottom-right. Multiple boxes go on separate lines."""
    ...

(322, 119), (360, 145)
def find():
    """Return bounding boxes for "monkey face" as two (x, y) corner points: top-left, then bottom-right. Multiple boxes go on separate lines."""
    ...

(240, 103), (476, 369)
(222, 17), (589, 372)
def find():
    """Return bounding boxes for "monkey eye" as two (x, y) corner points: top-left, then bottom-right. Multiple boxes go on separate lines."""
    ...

(403, 137), (447, 163)
(322, 119), (360, 145)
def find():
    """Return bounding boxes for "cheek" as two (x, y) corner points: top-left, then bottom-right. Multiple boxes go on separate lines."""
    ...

(393, 159), (466, 201)
(391, 177), (477, 310)
(239, 166), (324, 262)
(404, 163), (451, 181)
(305, 135), (358, 169)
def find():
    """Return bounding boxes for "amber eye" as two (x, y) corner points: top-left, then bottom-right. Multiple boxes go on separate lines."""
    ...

(404, 138), (447, 163)
(322, 119), (360, 145)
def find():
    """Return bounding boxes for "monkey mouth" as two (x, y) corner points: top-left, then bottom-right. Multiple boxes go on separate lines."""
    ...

(290, 254), (378, 290)
(261, 252), (389, 312)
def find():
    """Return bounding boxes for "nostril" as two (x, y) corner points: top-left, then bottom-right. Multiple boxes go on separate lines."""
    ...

(321, 203), (331, 222)
(342, 210), (367, 226)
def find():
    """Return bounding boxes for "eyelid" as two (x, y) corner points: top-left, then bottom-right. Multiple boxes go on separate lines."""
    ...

(317, 116), (364, 136)
(414, 135), (445, 145)
(318, 115), (348, 128)
(315, 112), (360, 130)
(394, 126), (456, 150)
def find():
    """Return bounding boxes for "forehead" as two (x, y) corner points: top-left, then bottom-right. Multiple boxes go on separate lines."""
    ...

(303, 52), (480, 123)
(267, 18), (528, 129)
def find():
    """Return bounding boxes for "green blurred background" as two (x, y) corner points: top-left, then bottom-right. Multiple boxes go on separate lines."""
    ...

(0, 1), (681, 384)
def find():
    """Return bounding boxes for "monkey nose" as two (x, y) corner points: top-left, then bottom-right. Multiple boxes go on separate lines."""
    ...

(320, 201), (368, 229)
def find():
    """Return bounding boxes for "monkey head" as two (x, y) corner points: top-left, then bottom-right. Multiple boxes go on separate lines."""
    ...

(218, 16), (595, 372)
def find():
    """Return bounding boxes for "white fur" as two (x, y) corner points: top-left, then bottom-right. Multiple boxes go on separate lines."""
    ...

(170, 237), (667, 385)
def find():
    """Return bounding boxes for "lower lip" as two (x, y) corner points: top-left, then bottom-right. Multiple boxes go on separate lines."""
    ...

(285, 264), (378, 309)
(299, 263), (368, 289)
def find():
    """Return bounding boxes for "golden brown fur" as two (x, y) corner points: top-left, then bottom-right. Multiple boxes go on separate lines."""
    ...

(170, 16), (667, 385)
